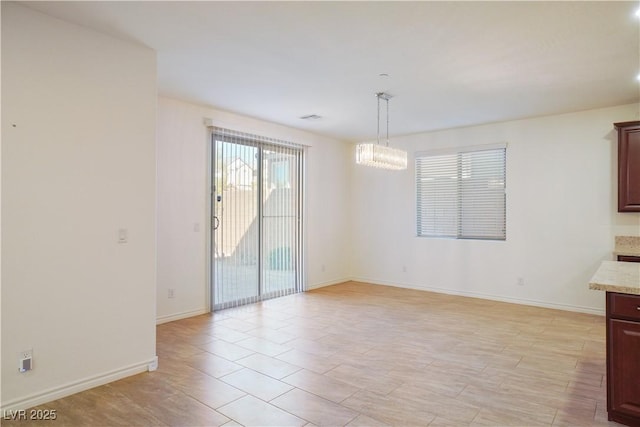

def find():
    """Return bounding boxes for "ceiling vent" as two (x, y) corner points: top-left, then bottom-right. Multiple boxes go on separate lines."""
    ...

(299, 114), (322, 121)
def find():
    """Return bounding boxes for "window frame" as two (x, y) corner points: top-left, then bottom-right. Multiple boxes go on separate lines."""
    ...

(415, 143), (507, 241)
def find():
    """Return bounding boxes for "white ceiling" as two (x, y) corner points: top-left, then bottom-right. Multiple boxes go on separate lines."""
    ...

(21, 1), (640, 142)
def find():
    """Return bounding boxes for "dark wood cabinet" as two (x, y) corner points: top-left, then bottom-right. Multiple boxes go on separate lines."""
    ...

(615, 121), (640, 212)
(618, 255), (640, 263)
(606, 292), (640, 426)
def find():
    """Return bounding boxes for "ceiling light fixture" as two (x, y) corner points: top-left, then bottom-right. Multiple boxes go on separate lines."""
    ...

(355, 92), (407, 170)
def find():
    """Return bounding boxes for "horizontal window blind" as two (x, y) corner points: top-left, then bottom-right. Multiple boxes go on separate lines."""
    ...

(416, 146), (506, 240)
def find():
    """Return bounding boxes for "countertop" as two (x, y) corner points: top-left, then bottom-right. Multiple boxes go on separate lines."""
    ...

(613, 235), (640, 257)
(589, 260), (640, 295)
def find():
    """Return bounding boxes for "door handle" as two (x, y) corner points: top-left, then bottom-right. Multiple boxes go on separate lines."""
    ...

(213, 216), (220, 230)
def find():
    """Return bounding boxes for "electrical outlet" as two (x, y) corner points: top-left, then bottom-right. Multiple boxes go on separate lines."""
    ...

(402, 265), (407, 273)
(517, 277), (525, 286)
(168, 288), (175, 299)
(321, 264), (326, 272)
(19, 349), (33, 372)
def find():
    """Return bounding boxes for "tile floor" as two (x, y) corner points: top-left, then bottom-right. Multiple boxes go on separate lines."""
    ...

(3, 282), (621, 426)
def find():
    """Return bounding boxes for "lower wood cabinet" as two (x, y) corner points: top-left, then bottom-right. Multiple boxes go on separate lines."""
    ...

(607, 292), (640, 427)
(618, 255), (640, 263)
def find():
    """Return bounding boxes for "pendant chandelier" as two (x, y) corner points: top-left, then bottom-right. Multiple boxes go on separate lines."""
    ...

(355, 92), (407, 170)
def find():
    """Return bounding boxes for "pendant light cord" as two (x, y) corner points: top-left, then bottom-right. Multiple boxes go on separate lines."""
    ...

(377, 94), (381, 146)
(375, 92), (391, 147)
(386, 96), (389, 147)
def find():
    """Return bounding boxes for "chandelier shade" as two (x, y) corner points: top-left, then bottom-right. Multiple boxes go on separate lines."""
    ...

(355, 92), (407, 170)
(356, 143), (408, 170)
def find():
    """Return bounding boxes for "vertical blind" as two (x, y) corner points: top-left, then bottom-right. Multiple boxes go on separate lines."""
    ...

(416, 145), (506, 240)
(211, 127), (304, 310)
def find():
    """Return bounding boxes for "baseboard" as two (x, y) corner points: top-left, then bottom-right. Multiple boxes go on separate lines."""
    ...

(306, 278), (350, 291)
(351, 276), (606, 316)
(0, 357), (157, 412)
(156, 308), (209, 325)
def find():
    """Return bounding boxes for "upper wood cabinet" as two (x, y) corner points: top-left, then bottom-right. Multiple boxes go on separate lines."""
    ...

(615, 121), (640, 212)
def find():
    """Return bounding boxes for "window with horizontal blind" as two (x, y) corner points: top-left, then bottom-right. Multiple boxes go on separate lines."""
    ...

(416, 144), (506, 240)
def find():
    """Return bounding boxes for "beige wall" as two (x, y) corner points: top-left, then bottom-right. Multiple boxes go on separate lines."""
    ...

(350, 103), (640, 314)
(1, 3), (157, 410)
(156, 97), (352, 322)
(157, 98), (640, 323)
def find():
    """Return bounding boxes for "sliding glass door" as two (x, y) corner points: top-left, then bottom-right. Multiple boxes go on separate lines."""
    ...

(211, 129), (303, 310)
(212, 139), (260, 307)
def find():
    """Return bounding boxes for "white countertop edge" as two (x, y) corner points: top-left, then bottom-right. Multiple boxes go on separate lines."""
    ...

(589, 260), (640, 295)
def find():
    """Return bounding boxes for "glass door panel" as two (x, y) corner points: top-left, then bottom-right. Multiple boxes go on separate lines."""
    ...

(213, 139), (259, 309)
(261, 148), (300, 297)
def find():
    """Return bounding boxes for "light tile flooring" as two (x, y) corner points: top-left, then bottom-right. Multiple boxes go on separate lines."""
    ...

(6, 282), (621, 426)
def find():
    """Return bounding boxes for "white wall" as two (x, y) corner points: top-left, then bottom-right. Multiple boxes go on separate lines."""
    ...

(351, 104), (640, 314)
(156, 97), (351, 322)
(1, 3), (157, 410)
